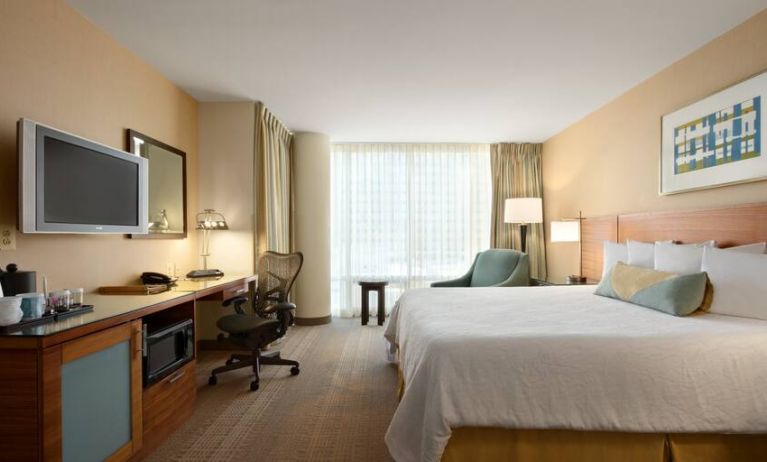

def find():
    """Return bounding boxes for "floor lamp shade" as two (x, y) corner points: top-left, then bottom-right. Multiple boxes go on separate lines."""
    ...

(503, 198), (542, 254)
(504, 198), (543, 224)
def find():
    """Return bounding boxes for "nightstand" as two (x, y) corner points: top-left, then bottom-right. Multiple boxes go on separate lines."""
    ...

(531, 278), (598, 286)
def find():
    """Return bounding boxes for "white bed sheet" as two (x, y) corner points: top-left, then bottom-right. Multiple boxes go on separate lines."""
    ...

(383, 286), (767, 462)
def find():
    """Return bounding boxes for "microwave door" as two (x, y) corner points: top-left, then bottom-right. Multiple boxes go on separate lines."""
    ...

(144, 319), (193, 386)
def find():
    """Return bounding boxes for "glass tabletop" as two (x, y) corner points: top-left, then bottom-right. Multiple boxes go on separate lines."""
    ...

(1, 274), (255, 338)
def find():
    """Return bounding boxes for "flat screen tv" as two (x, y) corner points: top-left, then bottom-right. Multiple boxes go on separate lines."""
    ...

(18, 119), (148, 234)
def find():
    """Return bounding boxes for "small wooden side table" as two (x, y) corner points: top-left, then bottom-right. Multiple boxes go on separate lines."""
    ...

(359, 281), (388, 326)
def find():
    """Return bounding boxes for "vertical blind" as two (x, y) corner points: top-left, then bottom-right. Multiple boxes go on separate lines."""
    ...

(331, 143), (491, 318)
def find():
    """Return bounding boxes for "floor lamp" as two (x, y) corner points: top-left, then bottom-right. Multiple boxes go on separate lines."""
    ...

(504, 198), (543, 254)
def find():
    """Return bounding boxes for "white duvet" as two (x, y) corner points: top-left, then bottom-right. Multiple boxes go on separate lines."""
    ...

(383, 286), (767, 462)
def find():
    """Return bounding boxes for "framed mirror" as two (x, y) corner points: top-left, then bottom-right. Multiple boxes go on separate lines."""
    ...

(127, 129), (187, 239)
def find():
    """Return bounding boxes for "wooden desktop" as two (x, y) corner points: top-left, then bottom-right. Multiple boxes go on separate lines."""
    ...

(0, 274), (255, 462)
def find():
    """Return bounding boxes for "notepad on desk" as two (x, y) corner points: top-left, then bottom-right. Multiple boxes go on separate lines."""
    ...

(98, 285), (170, 295)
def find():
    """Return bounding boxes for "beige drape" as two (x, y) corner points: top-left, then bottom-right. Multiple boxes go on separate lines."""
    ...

(254, 102), (294, 263)
(490, 143), (546, 279)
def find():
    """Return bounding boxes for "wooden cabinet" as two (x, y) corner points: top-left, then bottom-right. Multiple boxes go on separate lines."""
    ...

(47, 321), (143, 462)
(138, 361), (196, 457)
(0, 275), (253, 461)
(0, 321), (143, 462)
(0, 344), (39, 461)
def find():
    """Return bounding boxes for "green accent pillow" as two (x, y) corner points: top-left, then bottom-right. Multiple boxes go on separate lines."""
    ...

(594, 262), (707, 316)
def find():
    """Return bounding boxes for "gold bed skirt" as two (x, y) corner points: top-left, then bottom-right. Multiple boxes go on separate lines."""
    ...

(442, 428), (767, 462)
(396, 367), (767, 461)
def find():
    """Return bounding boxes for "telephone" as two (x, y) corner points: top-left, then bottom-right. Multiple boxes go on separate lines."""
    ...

(140, 272), (178, 286)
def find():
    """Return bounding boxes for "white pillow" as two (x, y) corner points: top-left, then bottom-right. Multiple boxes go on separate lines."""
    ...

(724, 242), (766, 254)
(654, 242), (705, 275)
(601, 241), (627, 278)
(626, 240), (654, 268)
(626, 240), (658, 268)
(702, 247), (767, 320)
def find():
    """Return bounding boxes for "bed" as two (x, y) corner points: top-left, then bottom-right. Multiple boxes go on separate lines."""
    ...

(383, 203), (767, 462)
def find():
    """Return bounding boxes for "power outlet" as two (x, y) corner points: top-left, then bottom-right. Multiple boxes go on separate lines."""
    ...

(0, 226), (16, 250)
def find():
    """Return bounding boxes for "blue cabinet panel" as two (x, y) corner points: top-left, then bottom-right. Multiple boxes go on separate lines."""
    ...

(61, 340), (132, 462)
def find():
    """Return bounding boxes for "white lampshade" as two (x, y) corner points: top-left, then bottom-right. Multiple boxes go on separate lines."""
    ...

(504, 198), (543, 224)
(551, 220), (580, 242)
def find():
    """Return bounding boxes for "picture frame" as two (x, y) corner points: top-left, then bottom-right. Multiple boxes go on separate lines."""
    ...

(660, 70), (767, 195)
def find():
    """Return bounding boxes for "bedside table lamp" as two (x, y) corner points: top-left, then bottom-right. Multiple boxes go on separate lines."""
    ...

(504, 197), (542, 254)
(196, 209), (228, 271)
(551, 211), (586, 284)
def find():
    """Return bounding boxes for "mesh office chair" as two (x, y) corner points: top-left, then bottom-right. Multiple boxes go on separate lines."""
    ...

(208, 251), (304, 391)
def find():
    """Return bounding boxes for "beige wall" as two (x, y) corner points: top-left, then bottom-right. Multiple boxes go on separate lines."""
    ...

(196, 102), (256, 339)
(197, 102), (256, 275)
(0, 0), (199, 291)
(543, 9), (767, 281)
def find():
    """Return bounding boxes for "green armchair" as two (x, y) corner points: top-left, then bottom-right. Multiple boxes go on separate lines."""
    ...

(431, 249), (530, 287)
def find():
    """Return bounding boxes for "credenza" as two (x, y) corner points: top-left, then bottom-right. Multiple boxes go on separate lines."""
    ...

(0, 275), (256, 462)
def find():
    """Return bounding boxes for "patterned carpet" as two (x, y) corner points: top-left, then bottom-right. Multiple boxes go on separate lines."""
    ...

(147, 319), (398, 462)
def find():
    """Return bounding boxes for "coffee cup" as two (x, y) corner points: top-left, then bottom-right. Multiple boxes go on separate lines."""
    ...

(0, 296), (23, 326)
(18, 293), (46, 319)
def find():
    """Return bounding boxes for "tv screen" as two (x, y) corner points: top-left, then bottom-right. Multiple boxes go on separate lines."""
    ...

(43, 137), (139, 226)
(18, 119), (148, 234)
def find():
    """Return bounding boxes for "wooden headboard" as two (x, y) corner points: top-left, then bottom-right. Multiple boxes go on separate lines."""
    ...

(580, 202), (767, 280)
(580, 216), (617, 281)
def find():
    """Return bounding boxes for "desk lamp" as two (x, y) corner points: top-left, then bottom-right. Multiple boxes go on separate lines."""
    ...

(551, 211), (587, 283)
(187, 209), (228, 278)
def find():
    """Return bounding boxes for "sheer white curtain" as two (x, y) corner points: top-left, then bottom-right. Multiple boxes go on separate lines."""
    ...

(331, 143), (491, 318)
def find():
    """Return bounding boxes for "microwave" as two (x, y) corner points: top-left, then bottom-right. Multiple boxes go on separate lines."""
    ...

(143, 318), (194, 386)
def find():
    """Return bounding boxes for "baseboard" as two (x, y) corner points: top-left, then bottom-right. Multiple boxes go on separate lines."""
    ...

(295, 315), (332, 326)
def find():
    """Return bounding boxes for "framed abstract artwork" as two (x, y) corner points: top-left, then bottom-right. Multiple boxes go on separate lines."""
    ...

(660, 70), (767, 195)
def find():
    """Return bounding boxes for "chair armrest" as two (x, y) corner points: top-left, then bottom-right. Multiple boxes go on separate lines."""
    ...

(431, 253), (478, 287)
(430, 275), (471, 287)
(264, 302), (296, 332)
(491, 254), (531, 287)
(223, 295), (249, 314)
(263, 301), (296, 314)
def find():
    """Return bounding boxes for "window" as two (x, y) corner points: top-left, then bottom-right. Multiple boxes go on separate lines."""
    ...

(331, 143), (491, 317)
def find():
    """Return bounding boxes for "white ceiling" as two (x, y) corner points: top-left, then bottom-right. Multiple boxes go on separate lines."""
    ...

(68, 0), (767, 143)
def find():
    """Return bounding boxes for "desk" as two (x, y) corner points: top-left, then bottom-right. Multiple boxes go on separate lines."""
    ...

(0, 274), (255, 462)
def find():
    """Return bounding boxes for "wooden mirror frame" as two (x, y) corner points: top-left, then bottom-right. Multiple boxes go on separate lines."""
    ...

(127, 129), (188, 239)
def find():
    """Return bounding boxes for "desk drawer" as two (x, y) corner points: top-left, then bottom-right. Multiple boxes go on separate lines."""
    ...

(142, 361), (195, 453)
(222, 282), (248, 301)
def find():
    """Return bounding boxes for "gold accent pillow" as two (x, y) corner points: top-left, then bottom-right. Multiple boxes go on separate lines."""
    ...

(595, 262), (708, 316)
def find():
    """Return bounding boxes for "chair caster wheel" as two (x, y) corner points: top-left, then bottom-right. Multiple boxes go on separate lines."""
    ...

(290, 366), (300, 376)
(250, 381), (259, 391)
(208, 375), (217, 386)
(225, 358), (234, 365)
